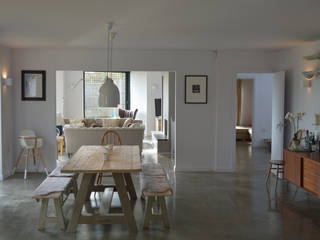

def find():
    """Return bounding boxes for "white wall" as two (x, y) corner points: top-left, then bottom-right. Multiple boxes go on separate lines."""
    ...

(10, 48), (216, 173)
(8, 47), (280, 174)
(131, 71), (162, 136)
(63, 71), (83, 119)
(0, 45), (13, 180)
(237, 73), (273, 147)
(169, 72), (176, 154)
(130, 71), (147, 129)
(276, 40), (320, 146)
(146, 72), (162, 136)
(56, 71), (64, 116)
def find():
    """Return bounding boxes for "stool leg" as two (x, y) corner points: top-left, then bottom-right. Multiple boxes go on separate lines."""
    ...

(56, 140), (59, 160)
(32, 149), (36, 166)
(60, 139), (63, 160)
(13, 148), (24, 174)
(274, 165), (280, 192)
(24, 149), (29, 180)
(38, 149), (48, 176)
(265, 163), (272, 184)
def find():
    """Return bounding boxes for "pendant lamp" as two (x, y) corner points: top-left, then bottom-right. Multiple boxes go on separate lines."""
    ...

(98, 22), (120, 107)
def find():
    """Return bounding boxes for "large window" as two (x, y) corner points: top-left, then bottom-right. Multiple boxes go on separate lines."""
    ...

(84, 71), (130, 118)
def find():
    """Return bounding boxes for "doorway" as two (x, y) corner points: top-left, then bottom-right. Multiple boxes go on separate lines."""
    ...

(235, 72), (285, 169)
(55, 70), (176, 167)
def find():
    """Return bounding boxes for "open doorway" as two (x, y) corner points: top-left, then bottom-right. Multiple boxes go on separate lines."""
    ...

(235, 73), (275, 168)
(55, 70), (176, 167)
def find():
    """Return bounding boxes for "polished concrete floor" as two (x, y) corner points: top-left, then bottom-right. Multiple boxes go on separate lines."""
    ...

(1, 142), (320, 239)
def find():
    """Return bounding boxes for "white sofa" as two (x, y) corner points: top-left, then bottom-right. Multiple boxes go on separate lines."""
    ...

(63, 119), (145, 155)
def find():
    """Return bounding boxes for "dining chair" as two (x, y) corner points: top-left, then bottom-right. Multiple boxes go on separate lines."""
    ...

(14, 129), (48, 180)
(96, 130), (122, 185)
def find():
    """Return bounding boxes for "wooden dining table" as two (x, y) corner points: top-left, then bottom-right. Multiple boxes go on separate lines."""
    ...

(61, 145), (141, 233)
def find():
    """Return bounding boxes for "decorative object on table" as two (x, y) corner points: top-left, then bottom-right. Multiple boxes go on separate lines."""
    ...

(285, 112), (306, 151)
(185, 75), (208, 104)
(14, 129), (48, 179)
(21, 70), (46, 101)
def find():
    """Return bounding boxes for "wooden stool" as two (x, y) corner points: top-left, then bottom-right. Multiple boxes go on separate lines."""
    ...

(56, 136), (64, 161)
(14, 130), (48, 180)
(265, 160), (284, 192)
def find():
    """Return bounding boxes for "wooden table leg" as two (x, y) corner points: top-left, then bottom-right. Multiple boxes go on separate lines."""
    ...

(113, 173), (138, 234)
(85, 174), (97, 201)
(67, 173), (95, 232)
(124, 173), (137, 200)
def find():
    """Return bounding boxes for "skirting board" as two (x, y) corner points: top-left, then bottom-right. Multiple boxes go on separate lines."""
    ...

(175, 166), (214, 172)
(175, 166), (235, 172)
(214, 167), (235, 173)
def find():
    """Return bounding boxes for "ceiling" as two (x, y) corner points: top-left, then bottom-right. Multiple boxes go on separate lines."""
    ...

(1, 0), (320, 50)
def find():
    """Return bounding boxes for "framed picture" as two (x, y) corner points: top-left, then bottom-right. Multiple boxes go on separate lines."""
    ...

(185, 75), (208, 104)
(21, 70), (46, 101)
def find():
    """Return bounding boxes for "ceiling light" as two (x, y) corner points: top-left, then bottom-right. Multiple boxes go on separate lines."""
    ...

(98, 22), (120, 108)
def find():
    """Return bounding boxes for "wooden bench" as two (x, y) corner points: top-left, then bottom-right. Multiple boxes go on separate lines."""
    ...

(32, 177), (73, 230)
(49, 166), (78, 197)
(141, 163), (172, 229)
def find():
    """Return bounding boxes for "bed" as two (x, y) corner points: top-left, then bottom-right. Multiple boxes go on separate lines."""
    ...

(236, 126), (252, 141)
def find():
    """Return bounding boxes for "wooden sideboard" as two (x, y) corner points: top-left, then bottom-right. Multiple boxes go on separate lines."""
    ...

(284, 149), (320, 198)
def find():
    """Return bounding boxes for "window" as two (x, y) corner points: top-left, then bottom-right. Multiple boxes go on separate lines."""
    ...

(84, 71), (130, 118)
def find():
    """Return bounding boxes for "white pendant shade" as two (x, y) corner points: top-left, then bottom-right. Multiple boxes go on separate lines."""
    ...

(98, 77), (120, 107)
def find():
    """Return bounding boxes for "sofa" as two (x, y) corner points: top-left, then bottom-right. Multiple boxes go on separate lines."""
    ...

(63, 118), (144, 155)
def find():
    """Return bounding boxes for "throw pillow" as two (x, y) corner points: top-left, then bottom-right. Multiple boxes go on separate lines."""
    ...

(81, 119), (89, 127)
(123, 118), (133, 128)
(102, 118), (121, 128)
(129, 123), (141, 128)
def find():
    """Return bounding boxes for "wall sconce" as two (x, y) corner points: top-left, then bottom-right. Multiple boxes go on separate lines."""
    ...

(1, 76), (13, 86)
(302, 71), (316, 79)
(302, 70), (320, 88)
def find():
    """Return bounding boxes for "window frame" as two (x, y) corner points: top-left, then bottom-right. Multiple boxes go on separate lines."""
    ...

(83, 71), (130, 118)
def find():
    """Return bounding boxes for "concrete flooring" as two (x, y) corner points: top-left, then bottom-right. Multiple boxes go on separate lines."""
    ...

(1, 142), (320, 239)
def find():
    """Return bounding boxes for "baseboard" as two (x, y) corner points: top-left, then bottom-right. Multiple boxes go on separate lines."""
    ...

(213, 167), (235, 173)
(175, 166), (213, 172)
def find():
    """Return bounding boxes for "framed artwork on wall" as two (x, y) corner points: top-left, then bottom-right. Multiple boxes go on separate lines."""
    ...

(21, 70), (46, 101)
(185, 75), (208, 104)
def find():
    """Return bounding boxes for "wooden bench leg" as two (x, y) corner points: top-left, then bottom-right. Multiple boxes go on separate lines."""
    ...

(54, 198), (65, 230)
(38, 199), (49, 231)
(159, 197), (169, 228)
(143, 196), (155, 229)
